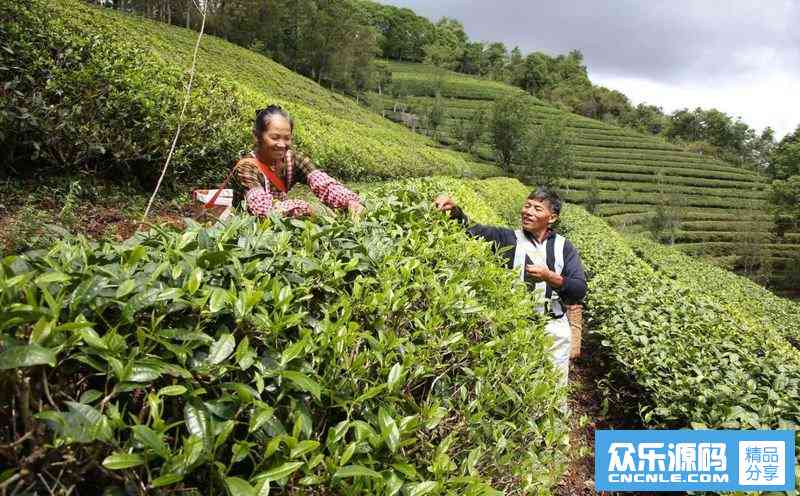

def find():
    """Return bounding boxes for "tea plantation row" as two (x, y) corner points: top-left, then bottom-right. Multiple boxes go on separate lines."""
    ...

(1, 0), (500, 186)
(465, 178), (800, 477)
(373, 62), (799, 287)
(0, 178), (572, 495)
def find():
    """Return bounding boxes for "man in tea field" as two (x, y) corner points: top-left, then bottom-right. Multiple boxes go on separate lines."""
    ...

(434, 186), (586, 385)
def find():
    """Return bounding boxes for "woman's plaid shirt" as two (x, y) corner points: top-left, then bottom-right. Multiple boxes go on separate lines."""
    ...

(234, 149), (360, 217)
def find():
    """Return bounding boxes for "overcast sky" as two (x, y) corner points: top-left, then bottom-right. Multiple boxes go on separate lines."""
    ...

(380, 0), (799, 138)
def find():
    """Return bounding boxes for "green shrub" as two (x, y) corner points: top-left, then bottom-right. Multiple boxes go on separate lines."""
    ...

(467, 178), (530, 226)
(0, 183), (568, 494)
(570, 169), (767, 190)
(516, 119), (574, 187)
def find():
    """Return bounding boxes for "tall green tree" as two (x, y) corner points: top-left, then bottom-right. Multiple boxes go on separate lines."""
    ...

(767, 126), (800, 180)
(516, 118), (573, 187)
(482, 42), (508, 80)
(769, 175), (800, 237)
(490, 95), (529, 172)
(353, 0), (434, 61)
(648, 170), (682, 245)
(423, 18), (467, 71)
(458, 41), (485, 75)
(454, 110), (484, 155)
(423, 92), (447, 140)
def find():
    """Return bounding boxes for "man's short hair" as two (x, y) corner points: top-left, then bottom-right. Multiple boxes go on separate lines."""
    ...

(528, 186), (562, 215)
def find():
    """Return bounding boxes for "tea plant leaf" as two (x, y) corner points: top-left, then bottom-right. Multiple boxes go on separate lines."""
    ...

(225, 477), (256, 496)
(102, 452), (145, 470)
(391, 463), (419, 480)
(116, 279), (136, 298)
(403, 481), (439, 496)
(132, 425), (170, 458)
(290, 440), (320, 459)
(79, 389), (102, 404)
(186, 268), (203, 295)
(235, 336), (255, 370)
(253, 461), (304, 483)
(0, 344), (57, 370)
(339, 442), (357, 466)
(249, 404), (275, 433)
(209, 287), (230, 313)
(298, 475), (324, 486)
(184, 402), (212, 449)
(378, 407), (400, 453)
(280, 338), (306, 366)
(150, 474), (183, 488)
(125, 245), (147, 267)
(385, 472), (403, 496)
(333, 465), (382, 479)
(208, 333), (235, 365)
(35, 271), (71, 285)
(387, 363), (403, 391)
(281, 370), (322, 400)
(355, 384), (385, 403)
(158, 385), (187, 397)
(128, 363), (163, 382)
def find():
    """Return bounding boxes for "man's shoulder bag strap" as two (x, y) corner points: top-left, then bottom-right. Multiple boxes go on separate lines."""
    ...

(545, 234), (567, 319)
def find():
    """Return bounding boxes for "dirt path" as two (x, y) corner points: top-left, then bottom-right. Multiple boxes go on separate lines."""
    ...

(554, 340), (683, 496)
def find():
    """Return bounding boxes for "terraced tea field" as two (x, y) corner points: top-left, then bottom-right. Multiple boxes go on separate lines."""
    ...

(370, 62), (799, 289)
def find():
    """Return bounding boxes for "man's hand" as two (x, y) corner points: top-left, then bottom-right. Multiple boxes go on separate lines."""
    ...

(526, 264), (565, 288)
(525, 264), (552, 283)
(434, 195), (457, 215)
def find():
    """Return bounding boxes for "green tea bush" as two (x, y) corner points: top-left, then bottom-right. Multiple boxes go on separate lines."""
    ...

(677, 221), (775, 233)
(562, 189), (759, 209)
(467, 178), (531, 226)
(0, 0), (245, 185)
(1, 0), (486, 185)
(0, 184), (568, 494)
(560, 178), (766, 200)
(572, 152), (763, 176)
(677, 242), (800, 258)
(626, 234), (800, 343)
(387, 63), (524, 101)
(573, 162), (762, 182)
(570, 170), (765, 190)
(559, 206), (800, 437)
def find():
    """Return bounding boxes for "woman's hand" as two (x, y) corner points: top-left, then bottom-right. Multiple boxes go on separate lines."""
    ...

(434, 195), (457, 215)
(347, 200), (365, 218)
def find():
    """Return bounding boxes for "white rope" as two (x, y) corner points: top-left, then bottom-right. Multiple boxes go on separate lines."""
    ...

(140, 2), (207, 226)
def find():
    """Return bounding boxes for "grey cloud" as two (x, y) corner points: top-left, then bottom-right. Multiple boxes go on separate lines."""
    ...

(379, 0), (800, 84)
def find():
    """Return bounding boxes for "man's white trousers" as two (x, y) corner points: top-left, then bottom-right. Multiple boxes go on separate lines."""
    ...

(546, 315), (571, 386)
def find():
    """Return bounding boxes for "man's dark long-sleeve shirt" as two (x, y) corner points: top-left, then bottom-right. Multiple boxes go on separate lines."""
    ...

(450, 207), (587, 304)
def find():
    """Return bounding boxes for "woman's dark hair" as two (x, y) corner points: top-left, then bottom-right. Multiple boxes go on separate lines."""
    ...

(254, 105), (293, 135)
(528, 186), (562, 215)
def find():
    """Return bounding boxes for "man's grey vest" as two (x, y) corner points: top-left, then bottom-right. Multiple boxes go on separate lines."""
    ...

(512, 229), (566, 318)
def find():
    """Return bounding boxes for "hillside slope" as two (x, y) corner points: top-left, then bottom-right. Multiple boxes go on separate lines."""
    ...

(2, 0), (500, 183)
(371, 61), (799, 289)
